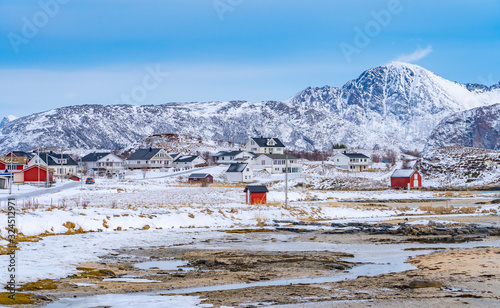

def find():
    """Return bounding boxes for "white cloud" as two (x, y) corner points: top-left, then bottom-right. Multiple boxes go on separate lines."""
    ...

(395, 46), (433, 63)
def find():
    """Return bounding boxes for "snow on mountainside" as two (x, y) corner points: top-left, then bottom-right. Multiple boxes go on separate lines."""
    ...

(285, 62), (499, 150)
(1, 62), (499, 153)
(0, 115), (18, 129)
(118, 133), (240, 157)
(416, 146), (500, 187)
(426, 103), (500, 150)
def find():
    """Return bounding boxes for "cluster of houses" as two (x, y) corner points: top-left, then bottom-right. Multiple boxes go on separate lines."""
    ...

(0, 137), (422, 190)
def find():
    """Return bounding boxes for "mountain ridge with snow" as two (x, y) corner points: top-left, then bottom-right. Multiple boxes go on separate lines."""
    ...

(1, 62), (499, 153)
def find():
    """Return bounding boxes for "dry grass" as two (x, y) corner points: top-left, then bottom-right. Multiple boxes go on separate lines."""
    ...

(0, 292), (34, 305)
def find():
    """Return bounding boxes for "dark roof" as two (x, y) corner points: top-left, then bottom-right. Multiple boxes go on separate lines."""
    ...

(250, 138), (285, 148)
(188, 173), (211, 179)
(81, 152), (114, 162)
(342, 152), (369, 159)
(244, 185), (269, 193)
(127, 148), (162, 161)
(226, 163), (248, 173)
(175, 155), (200, 163)
(10, 151), (34, 159)
(213, 151), (258, 158)
(169, 153), (180, 159)
(38, 152), (78, 166)
(259, 154), (298, 160)
(391, 169), (417, 178)
(212, 150), (240, 157)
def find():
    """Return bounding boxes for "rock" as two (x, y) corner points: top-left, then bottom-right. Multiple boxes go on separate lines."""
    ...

(409, 280), (442, 289)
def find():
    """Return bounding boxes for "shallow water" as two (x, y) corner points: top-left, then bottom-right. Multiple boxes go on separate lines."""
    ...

(44, 238), (500, 307)
(134, 260), (196, 272)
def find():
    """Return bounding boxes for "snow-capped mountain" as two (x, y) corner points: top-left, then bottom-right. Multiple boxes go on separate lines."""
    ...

(0, 115), (18, 129)
(1, 62), (499, 153)
(426, 103), (500, 150)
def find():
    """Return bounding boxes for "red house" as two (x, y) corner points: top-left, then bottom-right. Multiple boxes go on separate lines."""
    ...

(0, 158), (25, 171)
(391, 169), (422, 189)
(15, 165), (53, 183)
(244, 185), (269, 205)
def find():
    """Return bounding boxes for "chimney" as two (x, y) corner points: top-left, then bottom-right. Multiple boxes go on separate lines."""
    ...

(149, 147), (152, 152)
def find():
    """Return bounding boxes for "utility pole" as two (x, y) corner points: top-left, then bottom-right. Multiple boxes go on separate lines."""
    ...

(285, 153), (288, 210)
(60, 147), (63, 183)
(8, 153), (12, 195)
(36, 148), (40, 188)
(80, 156), (83, 190)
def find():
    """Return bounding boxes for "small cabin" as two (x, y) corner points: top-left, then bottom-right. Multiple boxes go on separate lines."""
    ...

(244, 185), (269, 205)
(391, 169), (422, 189)
(188, 173), (214, 184)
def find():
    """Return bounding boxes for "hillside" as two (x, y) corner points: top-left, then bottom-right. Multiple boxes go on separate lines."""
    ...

(1, 62), (499, 153)
(426, 103), (500, 150)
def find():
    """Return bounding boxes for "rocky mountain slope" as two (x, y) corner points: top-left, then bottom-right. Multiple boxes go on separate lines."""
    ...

(1, 62), (499, 153)
(426, 103), (500, 150)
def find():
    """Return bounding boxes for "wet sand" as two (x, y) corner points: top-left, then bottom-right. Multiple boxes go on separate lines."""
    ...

(22, 214), (500, 307)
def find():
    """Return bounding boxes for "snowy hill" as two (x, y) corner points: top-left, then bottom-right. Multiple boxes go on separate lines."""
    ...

(426, 103), (500, 150)
(416, 146), (500, 188)
(1, 62), (499, 153)
(0, 115), (18, 129)
(118, 133), (241, 157)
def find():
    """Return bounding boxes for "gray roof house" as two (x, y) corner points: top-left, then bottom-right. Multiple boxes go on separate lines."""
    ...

(126, 148), (173, 169)
(329, 151), (372, 172)
(226, 163), (253, 183)
(243, 137), (285, 154)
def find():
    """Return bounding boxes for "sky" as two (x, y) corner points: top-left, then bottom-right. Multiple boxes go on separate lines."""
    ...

(0, 0), (499, 117)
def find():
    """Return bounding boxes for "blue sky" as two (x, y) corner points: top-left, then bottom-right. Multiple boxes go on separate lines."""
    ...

(1, 0), (499, 117)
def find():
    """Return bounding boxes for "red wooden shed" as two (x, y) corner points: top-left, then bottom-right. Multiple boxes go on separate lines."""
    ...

(17, 165), (53, 183)
(244, 185), (269, 205)
(391, 169), (422, 189)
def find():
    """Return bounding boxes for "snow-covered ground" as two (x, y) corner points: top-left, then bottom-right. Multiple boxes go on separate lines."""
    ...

(1, 164), (499, 291)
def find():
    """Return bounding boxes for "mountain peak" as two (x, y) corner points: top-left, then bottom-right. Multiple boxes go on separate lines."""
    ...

(0, 115), (18, 129)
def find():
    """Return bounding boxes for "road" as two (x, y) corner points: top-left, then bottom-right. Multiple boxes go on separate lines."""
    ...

(0, 166), (219, 201)
(0, 181), (81, 202)
(135, 166), (215, 180)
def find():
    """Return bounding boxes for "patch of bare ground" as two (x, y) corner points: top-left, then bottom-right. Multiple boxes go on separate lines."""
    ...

(183, 247), (500, 308)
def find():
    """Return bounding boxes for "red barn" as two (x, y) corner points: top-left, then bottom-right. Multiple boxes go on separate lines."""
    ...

(391, 169), (422, 189)
(16, 165), (53, 183)
(244, 185), (268, 205)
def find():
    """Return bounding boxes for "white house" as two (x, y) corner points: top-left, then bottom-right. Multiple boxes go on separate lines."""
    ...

(80, 152), (124, 175)
(226, 163), (253, 183)
(255, 154), (302, 174)
(173, 155), (206, 169)
(28, 152), (78, 176)
(329, 151), (372, 172)
(243, 137), (285, 155)
(212, 150), (258, 165)
(126, 148), (173, 169)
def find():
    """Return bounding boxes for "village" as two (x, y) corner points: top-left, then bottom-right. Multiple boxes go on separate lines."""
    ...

(0, 136), (424, 202)
(1, 136), (499, 307)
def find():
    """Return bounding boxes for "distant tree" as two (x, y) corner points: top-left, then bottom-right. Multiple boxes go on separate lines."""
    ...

(371, 153), (381, 163)
(382, 150), (397, 166)
(403, 149), (422, 158)
(332, 144), (347, 149)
